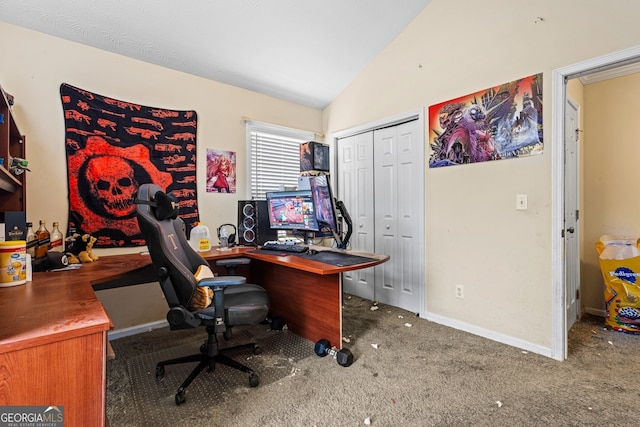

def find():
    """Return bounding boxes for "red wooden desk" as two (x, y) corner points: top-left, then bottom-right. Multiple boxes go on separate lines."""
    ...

(0, 246), (387, 426)
(219, 246), (388, 348)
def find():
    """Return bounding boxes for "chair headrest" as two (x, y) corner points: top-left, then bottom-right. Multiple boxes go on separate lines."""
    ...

(153, 191), (180, 220)
(135, 187), (180, 220)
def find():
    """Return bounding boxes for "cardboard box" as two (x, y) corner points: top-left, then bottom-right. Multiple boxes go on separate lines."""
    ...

(3, 211), (26, 241)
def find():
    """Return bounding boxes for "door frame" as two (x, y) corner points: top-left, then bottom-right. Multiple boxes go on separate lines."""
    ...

(331, 108), (426, 317)
(552, 45), (640, 360)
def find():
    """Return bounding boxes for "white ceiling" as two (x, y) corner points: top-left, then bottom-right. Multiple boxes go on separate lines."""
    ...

(0, 0), (432, 109)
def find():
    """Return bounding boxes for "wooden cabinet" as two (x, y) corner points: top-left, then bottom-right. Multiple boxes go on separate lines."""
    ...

(0, 85), (26, 212)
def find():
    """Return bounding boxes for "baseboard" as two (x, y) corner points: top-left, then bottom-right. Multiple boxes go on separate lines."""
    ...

(422, 311), (555, 359)
(108, 320), (168, 341)
(583, 307), (606, 317)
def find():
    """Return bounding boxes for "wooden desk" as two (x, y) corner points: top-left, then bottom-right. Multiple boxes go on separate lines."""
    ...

(0, 257), (124, 426)
(216, 247), (387, 348)
(0, 246), (387, 425)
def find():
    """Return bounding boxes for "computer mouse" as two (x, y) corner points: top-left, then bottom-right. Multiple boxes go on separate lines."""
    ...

(307, 249), (319, 255)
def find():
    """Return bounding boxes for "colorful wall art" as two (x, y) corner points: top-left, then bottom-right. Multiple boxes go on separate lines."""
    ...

(206, 148), (236, 193)
(428, 73), (543, 168)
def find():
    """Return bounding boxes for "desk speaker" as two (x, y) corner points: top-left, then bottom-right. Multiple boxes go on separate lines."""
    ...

(238, 200), (277, 246)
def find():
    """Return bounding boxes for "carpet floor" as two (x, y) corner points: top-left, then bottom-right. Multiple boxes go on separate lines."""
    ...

(107, 295), (640, 426)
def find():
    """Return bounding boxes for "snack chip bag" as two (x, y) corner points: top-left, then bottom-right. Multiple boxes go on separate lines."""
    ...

(596, 235), (640, 333)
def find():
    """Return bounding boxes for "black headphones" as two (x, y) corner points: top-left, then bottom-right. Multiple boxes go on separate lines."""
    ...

(217, 224), (237, 247)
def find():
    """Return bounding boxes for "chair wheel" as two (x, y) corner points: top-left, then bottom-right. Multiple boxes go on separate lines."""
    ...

(200, 343), (207, 353)
(249, 373), (259, 387)
(175, 390), (186, 405)
(270, 316), (285, 330)
(155, 365), (165, 380)
(253, 345), (262, 355)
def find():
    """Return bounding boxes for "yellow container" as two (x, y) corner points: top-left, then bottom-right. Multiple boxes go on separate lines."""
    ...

(0, 240), (27, 287)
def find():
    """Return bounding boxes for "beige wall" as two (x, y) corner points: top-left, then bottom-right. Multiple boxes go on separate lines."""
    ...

(0, 22), (322, 245)
(323, 0), (640, 351)
(5, 0), (640, 353)
(0, 21), (322, 329)
(582, 73), (640, 312)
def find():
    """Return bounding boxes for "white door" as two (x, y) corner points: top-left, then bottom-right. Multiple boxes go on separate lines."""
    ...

(373, 120), (422, 313)
(338, 132), (375, 300)
(564, 98), (580, 330)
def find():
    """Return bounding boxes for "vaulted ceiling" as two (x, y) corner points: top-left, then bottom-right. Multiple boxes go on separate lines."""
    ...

(0, 0), (432, 109)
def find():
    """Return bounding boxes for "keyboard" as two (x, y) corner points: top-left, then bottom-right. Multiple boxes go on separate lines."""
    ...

(261, 242), (309, 253)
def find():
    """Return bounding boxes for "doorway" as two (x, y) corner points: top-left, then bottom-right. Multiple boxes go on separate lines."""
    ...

(552, 46), (640, 360)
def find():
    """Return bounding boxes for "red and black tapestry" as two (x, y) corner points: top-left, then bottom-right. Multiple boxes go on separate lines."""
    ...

(60, 83), (199, 248)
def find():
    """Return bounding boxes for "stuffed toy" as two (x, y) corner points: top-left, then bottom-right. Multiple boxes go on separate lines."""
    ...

(65, 233), (99, 264)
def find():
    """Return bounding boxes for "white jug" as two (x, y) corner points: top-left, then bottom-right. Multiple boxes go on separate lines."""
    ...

(189, 222), (211, 252)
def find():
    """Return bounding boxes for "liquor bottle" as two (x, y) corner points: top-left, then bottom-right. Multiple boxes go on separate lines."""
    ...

(34, 220), (50, 259)
(50, 222), (63, 252)
(25, 222), (37, 257)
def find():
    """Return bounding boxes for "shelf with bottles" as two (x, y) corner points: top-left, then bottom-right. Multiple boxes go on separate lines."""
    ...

(0, 84), (26, 212)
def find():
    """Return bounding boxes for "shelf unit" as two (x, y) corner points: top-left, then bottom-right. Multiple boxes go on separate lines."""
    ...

(0, 86), (26, 212)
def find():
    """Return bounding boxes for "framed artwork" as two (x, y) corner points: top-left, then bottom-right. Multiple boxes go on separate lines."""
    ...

(206, 149), (236, 193)
(428, 73), (543, 168)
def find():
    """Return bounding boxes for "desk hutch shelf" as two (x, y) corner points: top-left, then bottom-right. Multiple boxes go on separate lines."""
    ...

(0, 85), (26, 212)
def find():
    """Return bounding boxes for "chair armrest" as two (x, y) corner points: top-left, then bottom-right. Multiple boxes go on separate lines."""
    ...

(198, 275), (246, 287)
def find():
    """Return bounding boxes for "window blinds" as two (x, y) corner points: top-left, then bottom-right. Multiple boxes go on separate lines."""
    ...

(247, 121), (314, 199)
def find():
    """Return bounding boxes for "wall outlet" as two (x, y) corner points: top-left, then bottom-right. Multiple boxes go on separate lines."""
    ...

(455, 284), (464, 299)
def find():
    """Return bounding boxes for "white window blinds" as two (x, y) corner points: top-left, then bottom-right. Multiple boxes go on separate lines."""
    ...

(246, 121), (314, 199)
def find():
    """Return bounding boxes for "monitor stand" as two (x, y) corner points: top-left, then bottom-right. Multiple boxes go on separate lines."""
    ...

(304, 231), (315, 245)
(334, 199), (352, 249)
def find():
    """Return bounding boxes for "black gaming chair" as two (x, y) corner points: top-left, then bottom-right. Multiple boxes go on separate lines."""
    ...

(134, 183), (270, 405)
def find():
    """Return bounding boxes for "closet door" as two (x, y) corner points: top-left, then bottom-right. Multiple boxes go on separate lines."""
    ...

(374, 120), (422, 313)
(338, 131), (375, 300)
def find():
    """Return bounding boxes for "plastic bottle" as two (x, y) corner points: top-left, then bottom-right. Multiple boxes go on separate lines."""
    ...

(50, 222), (63, 252)
(189, 222), (211, 252)
(219, 226), (230, 249)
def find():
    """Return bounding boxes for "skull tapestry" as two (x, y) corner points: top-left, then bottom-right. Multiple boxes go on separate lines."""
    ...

(60, 83), (199, 248)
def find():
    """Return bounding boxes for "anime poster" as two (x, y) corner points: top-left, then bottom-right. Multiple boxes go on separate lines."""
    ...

(428, 73), (543, 168)
(206, 149), (236, 193)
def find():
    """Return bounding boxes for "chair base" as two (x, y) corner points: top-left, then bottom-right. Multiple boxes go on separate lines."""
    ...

(155, 330), (261, 405)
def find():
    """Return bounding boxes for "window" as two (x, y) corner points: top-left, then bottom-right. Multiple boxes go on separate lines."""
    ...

(246, 121), (314, 199)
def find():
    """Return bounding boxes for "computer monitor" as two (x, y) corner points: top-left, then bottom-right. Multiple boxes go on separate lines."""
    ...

(308, 175), (351, 249)
(308, 175), (339, 235)
(265, 190), (320, 232)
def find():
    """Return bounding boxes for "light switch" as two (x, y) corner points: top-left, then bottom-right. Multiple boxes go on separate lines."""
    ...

(516, 194), (528, 210)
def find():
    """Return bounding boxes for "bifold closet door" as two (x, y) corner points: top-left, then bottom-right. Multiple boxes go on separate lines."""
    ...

(373, 120), (421, 313)
(338, 131), (375, 300)
(338, 119), (422, 314)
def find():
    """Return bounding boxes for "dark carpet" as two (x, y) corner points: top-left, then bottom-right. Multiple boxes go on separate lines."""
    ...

(107, 295), (640, 426)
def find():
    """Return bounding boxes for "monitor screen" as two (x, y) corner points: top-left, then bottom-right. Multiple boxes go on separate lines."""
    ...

(309, 175), (339, 234)
(266, 190), (319, 232)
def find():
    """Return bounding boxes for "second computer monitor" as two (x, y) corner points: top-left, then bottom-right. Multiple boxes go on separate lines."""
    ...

(309, 175), (339, 235)
(265, 190), (320, 232)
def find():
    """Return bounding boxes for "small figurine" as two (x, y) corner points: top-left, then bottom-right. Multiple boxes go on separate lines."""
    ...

(9, 157), (30, 175)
